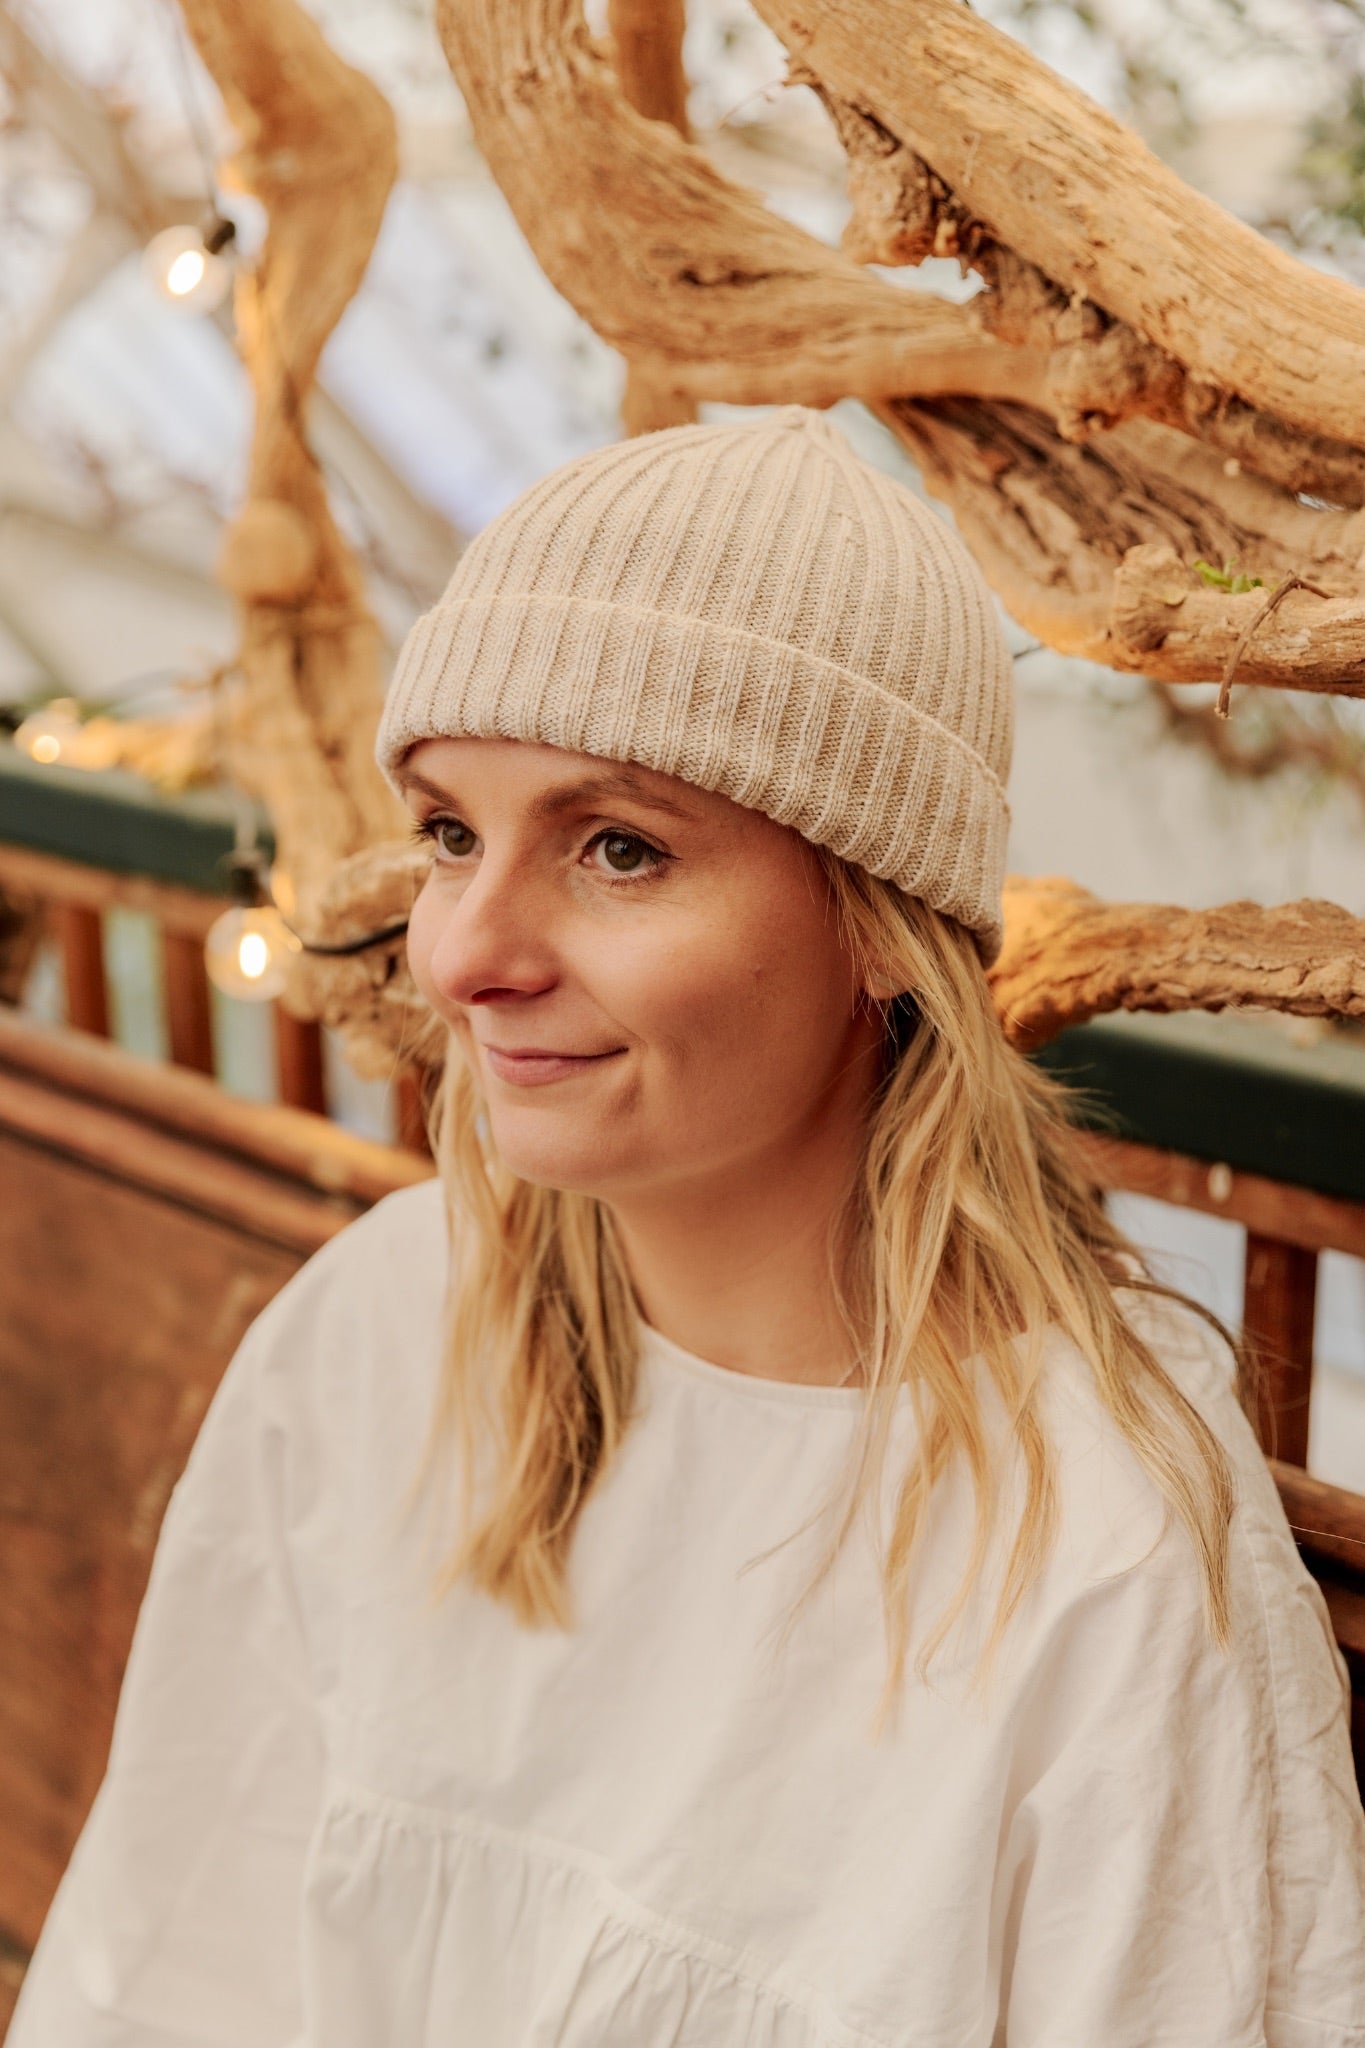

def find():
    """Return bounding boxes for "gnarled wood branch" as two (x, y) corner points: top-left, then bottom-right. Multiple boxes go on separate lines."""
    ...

(761, 0), (1365, 449)
(885, 405), (1365, 693)
(817, 83), (1365, 506)
(433, 0), (1365, 699)
(292, 841), (438, 1078)
(433, 0), (1048, 412)
(990, 877), (1365, 1053)
(608, 0), (699, 437)
(176, 0), (405, 915)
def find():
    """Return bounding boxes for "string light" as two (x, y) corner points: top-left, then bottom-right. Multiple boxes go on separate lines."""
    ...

(146, 2), (239, 318)
(143, 215), (236, 315)
(13, 698), (84, 764)
(204, 846), (300, 1002)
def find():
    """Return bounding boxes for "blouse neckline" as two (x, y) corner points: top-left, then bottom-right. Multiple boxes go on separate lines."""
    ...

(639, 1322), (876, 1410)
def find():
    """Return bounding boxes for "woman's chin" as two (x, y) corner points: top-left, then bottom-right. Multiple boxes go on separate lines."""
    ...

(487, 1119), (641, 1197)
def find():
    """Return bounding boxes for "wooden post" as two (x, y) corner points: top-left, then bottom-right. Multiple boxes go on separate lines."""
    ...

(272, 1006), (327, 1115)
(52, 904), (109, 1037)
(159, 930), (215, 1074)
(1244, 1232), (1318, 1467)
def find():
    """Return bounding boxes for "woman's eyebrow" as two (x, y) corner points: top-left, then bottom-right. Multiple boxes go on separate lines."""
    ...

(392, 761), (700, 821)
(529, 771), (699, 823)
(392, 767), (456, 805)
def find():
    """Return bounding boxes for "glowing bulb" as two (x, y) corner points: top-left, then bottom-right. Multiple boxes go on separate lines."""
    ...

(204, 905), (300, 1002)
(238, 930), (269, 979)
(166, 248), (207, 296)
(143, 224), (232, 315)
(14, 699), (83, 765)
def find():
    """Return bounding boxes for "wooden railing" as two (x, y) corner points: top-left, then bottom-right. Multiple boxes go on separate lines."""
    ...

(1075, 1130), (1362, 1469)
(0, 746), (426, 1146)
(0, 1011), (431, 2031)
(0, 838), (329, 1105)
(1035, 1006), (1365, 1477)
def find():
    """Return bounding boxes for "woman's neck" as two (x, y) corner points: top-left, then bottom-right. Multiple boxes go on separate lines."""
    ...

(606, 1050), (879, 1390)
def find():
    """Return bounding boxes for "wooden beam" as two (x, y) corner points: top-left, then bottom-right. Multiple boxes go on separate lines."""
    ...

(1271, 1461), (1365, 1579)
(395, 1068), (433, 1156)
(0, 1010), (429, 1206)
(0, 845), (223, 941)
(0, 1065), (356, 1257)
(1071, 1131), (1365, 1262)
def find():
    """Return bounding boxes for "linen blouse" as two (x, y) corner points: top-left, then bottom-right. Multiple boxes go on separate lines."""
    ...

(12, 1178), (1365, 2048)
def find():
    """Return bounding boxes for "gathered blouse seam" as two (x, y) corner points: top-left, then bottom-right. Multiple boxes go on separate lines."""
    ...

(324, 1772), (899, 2048)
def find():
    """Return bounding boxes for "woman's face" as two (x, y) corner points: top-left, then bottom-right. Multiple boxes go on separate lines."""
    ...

(401, 737), (883, 1200)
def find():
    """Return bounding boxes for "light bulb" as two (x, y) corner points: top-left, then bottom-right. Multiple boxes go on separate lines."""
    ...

(14, 698), (84, 765)
(143, 223), (232, 315)
(204, 905), (301, 1001)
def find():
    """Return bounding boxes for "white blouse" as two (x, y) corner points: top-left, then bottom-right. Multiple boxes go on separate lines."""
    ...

(12, 1179), (1365, 2047)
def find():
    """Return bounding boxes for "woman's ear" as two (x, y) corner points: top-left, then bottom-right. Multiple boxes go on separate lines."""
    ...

(863, 968), (906, 1003)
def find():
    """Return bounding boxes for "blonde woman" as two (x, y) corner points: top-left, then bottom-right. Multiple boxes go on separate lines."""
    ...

(14, 409), (1365, 2046)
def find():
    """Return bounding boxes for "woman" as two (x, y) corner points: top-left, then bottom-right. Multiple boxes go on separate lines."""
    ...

(14, 407), (1365, 2045)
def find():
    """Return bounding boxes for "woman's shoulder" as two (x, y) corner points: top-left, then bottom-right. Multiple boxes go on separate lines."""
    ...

(203, 1176), (451, 1477)
(1036, 1286), (1355, 1750)
(1023, 1288), (1337, 1685)
(248, 1175), (449, 1367)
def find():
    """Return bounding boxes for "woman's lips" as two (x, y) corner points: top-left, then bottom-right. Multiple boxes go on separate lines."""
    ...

(481, 1045), (625, 1088)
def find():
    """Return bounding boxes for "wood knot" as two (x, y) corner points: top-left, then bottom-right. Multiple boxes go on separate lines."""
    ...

(218, 498), (318, 604)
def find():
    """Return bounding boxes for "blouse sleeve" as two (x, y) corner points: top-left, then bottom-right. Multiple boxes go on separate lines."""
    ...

(9, 1283), (332, 2048)
(997, 1314), (1365, 2048)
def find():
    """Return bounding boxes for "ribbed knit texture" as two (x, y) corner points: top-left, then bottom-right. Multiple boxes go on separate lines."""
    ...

(376, 407), (1013, 961)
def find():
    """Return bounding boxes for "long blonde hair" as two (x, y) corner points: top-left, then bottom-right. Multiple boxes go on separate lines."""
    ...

(420, 852), (1236, 1703)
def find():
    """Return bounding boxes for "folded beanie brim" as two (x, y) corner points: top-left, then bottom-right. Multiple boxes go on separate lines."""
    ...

(379, 590), (1009, 964)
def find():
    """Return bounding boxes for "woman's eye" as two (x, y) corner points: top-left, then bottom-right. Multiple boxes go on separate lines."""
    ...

(592, 831), (658, 876)
(433, 818), (477, 860)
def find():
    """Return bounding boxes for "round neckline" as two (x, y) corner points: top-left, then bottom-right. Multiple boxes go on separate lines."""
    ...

(639, 1322), (873, 1410)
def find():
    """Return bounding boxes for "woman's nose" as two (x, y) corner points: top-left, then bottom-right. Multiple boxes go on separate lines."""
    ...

(419, 859), (559, 1009)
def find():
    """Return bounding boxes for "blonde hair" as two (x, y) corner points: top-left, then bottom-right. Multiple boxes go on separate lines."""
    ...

(420, 855), (1236, 1707)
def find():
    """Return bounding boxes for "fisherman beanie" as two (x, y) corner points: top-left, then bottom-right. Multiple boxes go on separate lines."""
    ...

(376, 406), (1013, 962)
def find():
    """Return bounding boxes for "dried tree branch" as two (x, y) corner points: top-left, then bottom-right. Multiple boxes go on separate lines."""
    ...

(757, 0), (1365, 447)
(608, 0), (699, 437)
(432, 0), (1365, 700)
(175, 0), (406, 915)
(1215, 576), (1336, 718)
(433, 0), (1049, 413)
(883, 405), (1365, 695)
(817, 82), (1365, 506)
(292, 842), (438, 1078)
(304, 850), (1365, 1079)
(990, 877), (1365, 1053)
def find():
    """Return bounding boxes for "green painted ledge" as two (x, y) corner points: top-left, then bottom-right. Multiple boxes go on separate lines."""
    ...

(0, 741), (272, 897)
(3, 740), (1363, 1204)
(1034, 1007), (1365, 1208)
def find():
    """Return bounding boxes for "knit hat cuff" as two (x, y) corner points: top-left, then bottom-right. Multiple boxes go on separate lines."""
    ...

(377, 592), (1010, 963)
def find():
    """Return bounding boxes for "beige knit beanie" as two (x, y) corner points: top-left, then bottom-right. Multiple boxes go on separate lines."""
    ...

(376, 406), (1013, 962)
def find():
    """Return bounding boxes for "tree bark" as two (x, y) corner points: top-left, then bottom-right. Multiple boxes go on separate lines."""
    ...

(608, 0), (699, 436)
(760, 0), (1365, 446)
(432, 0), (1365, 699)
(990, 878), (1365, 1052)
(176, 0), (406, 915)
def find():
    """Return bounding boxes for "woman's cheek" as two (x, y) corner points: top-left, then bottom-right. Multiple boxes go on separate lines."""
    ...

(405, 887), (445, 1013)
